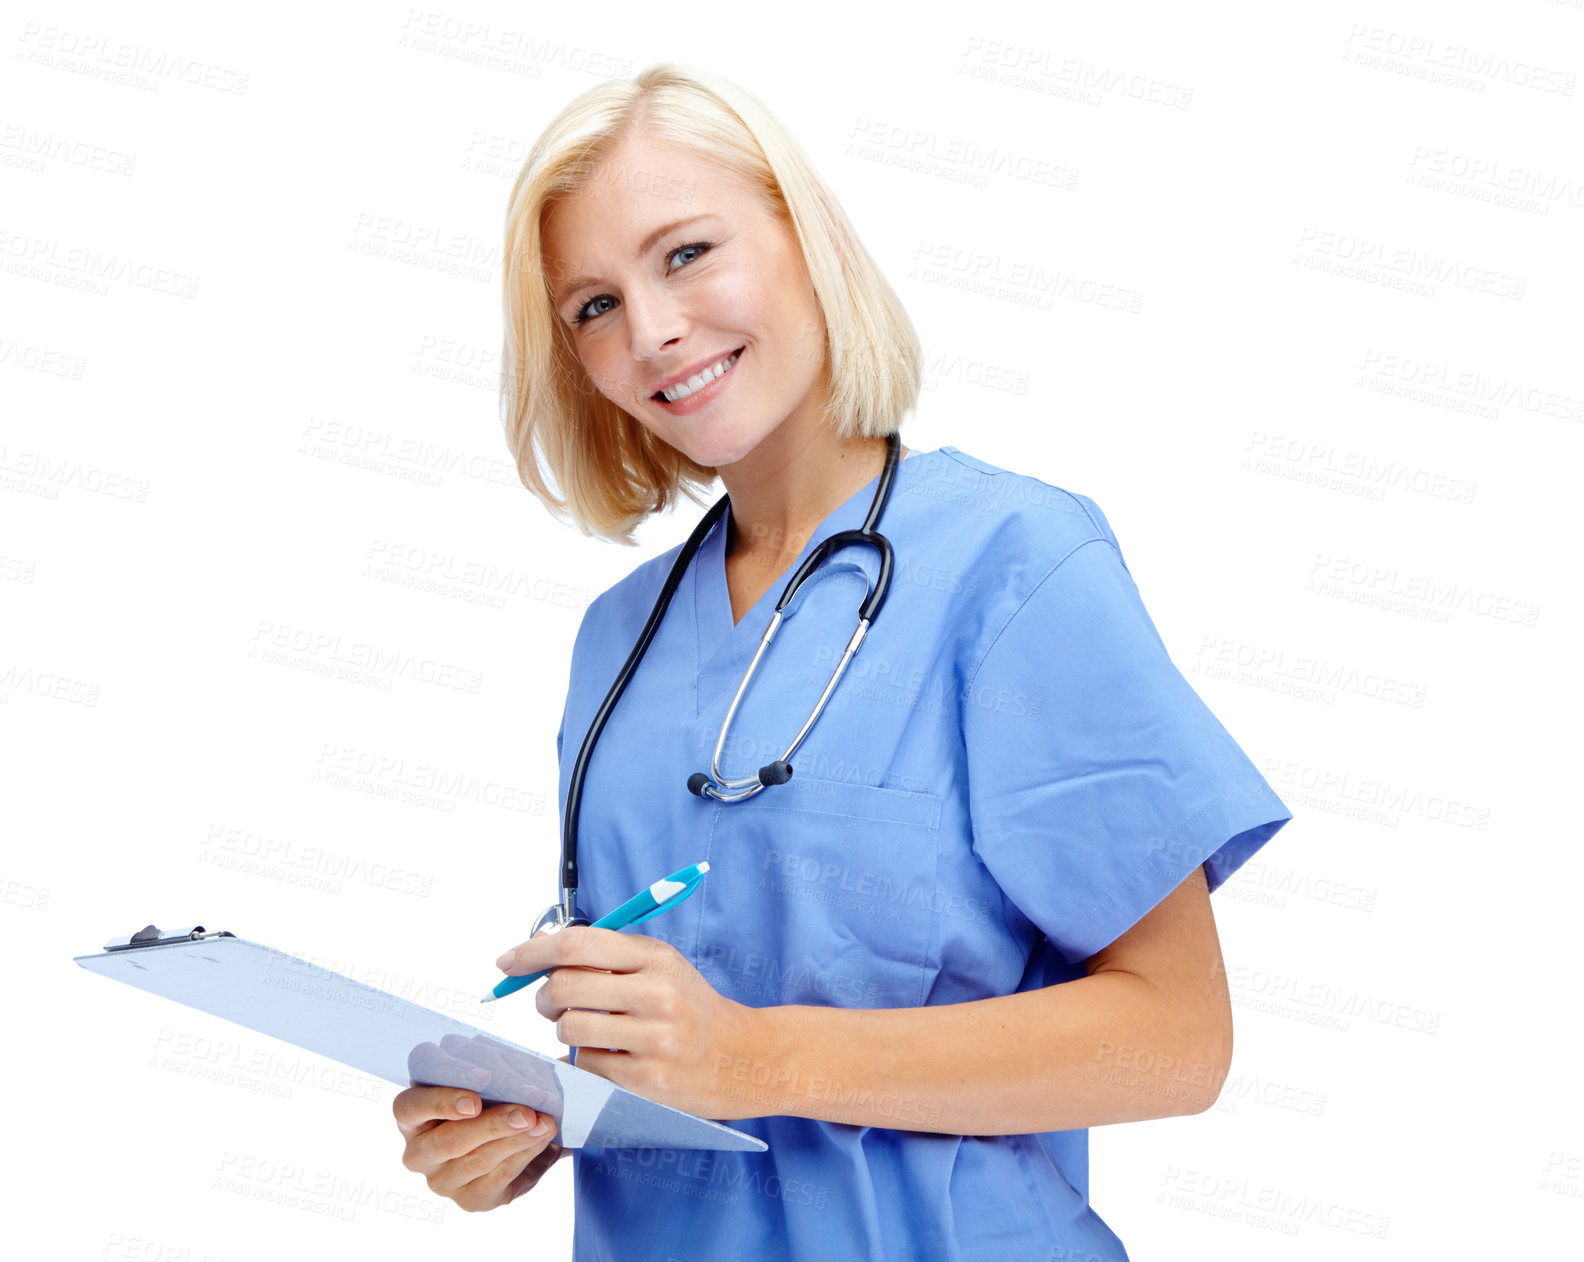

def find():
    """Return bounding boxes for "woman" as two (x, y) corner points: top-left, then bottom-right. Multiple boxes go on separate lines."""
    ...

(394, 63), (1291, 1260)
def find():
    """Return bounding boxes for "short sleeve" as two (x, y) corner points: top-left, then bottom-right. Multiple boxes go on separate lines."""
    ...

(962, 534), (1292, 965)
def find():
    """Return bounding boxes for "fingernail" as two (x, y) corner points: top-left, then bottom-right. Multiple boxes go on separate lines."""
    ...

(456, 1096), (479, 1117)
(496, 949), (516, 970)
(507, 1108), (531, 1129)
(529, 1115), (552, 1137)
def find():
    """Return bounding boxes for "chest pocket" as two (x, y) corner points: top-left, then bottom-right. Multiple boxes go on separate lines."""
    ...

(695, 777), (944, 1010)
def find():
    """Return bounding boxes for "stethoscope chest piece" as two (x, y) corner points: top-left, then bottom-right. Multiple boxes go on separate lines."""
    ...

(530, 900), (590, 937)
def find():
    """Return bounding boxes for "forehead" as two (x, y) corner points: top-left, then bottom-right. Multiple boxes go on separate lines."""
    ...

(542, 134), (765, 258)
(586, 132), (723, 200)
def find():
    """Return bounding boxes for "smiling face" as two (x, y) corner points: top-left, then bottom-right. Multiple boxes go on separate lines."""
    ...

(540, 131), (831, 472)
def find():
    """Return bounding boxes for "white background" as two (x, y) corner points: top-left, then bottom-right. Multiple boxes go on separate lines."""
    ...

(3, 2), (1581, 1258)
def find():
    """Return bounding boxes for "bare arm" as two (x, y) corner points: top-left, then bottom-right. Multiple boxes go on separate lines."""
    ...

(727, 864), (1232, 1132)
(506, 865), (1233, 1134)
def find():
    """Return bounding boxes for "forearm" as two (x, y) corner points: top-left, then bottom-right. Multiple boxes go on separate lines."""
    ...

(714, 970), (1231, 1134)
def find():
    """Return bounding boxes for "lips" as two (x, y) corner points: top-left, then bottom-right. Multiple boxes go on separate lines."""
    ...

(652, 346), (745, 402)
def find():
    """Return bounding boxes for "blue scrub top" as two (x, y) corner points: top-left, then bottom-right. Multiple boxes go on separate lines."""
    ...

(553, 447), (1292, 1262)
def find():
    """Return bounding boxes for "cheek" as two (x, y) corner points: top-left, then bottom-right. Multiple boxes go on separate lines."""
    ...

(696, 269), (759, 335)
(579, 347), (642, 410)
(763, 274), (824, 367)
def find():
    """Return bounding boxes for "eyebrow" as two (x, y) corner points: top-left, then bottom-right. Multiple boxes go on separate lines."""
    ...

(551, 213), (719, 311)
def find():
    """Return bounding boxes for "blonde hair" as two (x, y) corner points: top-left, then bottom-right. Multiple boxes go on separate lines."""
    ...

(500, 62), (921, 543)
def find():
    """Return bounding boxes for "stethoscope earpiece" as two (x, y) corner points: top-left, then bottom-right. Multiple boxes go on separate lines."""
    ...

(686, 760), (794, 800)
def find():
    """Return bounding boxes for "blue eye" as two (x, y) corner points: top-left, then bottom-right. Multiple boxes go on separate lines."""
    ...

(573, 295), (617, 324)
(570, 241), (713, 325)
(668, 242), (709, 271)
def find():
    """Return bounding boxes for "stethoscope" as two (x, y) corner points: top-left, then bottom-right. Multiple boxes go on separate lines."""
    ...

(531, 432), (901, 936)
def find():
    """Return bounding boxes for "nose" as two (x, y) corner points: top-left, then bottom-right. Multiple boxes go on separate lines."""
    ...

(622, 280), (685, 366)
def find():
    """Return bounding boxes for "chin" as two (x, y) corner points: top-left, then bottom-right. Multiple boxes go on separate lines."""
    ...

(665, 426), (769, 472)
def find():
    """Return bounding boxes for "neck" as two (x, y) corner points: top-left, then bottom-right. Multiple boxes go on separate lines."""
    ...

(718, 423), (892, 571)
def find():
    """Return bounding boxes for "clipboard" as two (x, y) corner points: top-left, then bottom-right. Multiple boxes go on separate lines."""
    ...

(75, 925), (766, 1152)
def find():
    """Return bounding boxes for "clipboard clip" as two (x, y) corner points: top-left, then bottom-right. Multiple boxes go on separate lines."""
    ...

(104, 924), (236, 952)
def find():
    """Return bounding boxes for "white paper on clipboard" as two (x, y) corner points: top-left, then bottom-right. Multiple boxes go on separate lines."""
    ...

(75, 928), (766, 1152)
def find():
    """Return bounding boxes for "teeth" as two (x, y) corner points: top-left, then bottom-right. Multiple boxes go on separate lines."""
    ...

(661, 350), (739, 402)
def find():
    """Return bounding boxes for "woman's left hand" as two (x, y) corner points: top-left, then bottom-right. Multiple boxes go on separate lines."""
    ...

(497, 926), (771, 1120)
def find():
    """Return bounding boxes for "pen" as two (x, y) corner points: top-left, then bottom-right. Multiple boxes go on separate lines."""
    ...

(483, 860), (710, 1002)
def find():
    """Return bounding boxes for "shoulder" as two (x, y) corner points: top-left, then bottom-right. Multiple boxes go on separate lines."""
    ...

(888, 447), (1146, 677)
(901, 445), (1129, 585)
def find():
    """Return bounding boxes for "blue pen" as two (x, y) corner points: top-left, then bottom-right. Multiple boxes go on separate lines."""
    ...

(482, 860), (710, 1002)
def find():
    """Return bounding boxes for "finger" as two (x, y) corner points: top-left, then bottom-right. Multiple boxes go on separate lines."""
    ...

(428, 1127), (554, 1201)
(534, 967), (635, 1022)
(452, 1140), (544, 1210)
(553, 1009), (632, 1054)
(513, 1141), (568, 1193)
(404, 1104), (547, 1171)
(566, 1047), (627, 1086)
(440, 1032), (515, 1084)
(502, 1140), (568, 1203)
(409, 1039), (492, 1091)
(393, 1086), (481, 1136)
(485, 922), (561, 979)
(497, 925), (662, 978)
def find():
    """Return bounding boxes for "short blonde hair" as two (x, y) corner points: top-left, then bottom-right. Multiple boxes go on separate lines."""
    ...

(501, 62), (922, 543)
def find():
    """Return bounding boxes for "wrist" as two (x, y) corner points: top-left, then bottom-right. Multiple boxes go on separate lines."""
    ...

(709, 1002), (793, 1120)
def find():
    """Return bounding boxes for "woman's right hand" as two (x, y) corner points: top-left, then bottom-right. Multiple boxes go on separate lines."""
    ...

(394, 1086), (565, 1212)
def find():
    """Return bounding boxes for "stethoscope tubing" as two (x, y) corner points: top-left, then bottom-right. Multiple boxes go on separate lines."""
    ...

(558, 494), (730, 900)
(552, 433), (900, 922)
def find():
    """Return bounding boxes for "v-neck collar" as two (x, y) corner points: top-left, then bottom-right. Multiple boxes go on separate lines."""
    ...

(690, 449), (925, 681)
